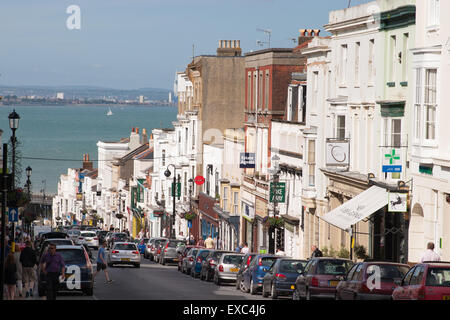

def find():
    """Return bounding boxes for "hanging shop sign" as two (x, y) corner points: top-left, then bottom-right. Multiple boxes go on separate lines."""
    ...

(388, 192), (408, 212)
(326, 140), (350, 166)
(240, 153), (256, 168)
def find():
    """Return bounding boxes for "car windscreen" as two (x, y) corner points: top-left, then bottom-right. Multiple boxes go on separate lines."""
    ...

(58, 249), (86, 265)
(114, 244), (137, 250)
(279, 260), (307, 274)
(199, 250), (212, 258)
(426, 267), (450, 287)
(154, 239), (166, 246)
(317, 260), (351, 275)
(115, 233), (127, 238)
(168, 240), (185, 248)
(366, 264), (410, 280)
(261, 257), (277, 267)
(82, 232), (97, 238)
(223, 255), (244, 265)
(213, 251), (226, 259)
(46, 240), (73, 246)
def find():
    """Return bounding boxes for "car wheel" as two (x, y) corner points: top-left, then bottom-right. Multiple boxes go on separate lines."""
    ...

(335, 292), (340, 300)
(250, 279), (256, 295)
(161, 258), (166, 266)
(135, 263), (140, 268)
(83, 287), (94, 296)
(216, 274), (221, 286)
(240, 279), (249, 293)
(262, 285), (269, 298)
(270, 283), (278, 300)
(235, 277), (240, 290)
(292, 288), (300, 301)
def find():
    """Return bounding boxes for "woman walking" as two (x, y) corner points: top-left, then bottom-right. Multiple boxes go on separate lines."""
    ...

(14, 244), (23, 298)
(5, 253), (17, 300)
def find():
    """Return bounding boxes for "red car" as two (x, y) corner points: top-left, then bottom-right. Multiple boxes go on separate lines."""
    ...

(336, 261), (410, 300)
(392, 261), (450, 300)
(293, 257), (353, 300)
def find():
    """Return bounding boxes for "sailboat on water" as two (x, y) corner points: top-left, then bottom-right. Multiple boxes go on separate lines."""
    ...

(106, 107), (113, 116)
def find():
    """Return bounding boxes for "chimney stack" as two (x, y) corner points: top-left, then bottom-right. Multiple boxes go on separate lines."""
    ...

(297, 28), (319, 46)
(141, 128), (149, 145)
(82, 153), (93, 171)
(217, 40), (242, 56)
(129, 126), (141, 150)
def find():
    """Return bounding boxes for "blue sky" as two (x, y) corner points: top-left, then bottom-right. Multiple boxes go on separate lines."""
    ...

(0, 0), (372, 90)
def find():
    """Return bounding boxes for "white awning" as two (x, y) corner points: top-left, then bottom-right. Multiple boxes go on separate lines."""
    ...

(320, 186), (388, 231)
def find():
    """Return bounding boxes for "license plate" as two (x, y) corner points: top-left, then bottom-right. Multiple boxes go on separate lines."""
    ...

(121, 258), (130, 261)
(329, 280), (339, 287)
(173, 258), (178, 261)
(443, 295), (450, 300)
(230, 268), (239, 273)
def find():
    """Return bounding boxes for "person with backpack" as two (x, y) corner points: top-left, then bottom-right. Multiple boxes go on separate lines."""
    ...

(20, 240), (38, 298)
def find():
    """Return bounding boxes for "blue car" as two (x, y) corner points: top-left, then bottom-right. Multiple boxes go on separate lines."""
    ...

(137, 238), (149, 254)
(242, 254), (280, 295)
(191, 249), (214, 278)
(262, 258), (307, 299)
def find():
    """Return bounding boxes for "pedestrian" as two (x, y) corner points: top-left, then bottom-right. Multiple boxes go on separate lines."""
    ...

(205, 235), (214, 249)
(40, 243), (66, 300)
(420, 242), (441, 263)
(276, 248), (285, 256)
(176, 231), (185, 241)
(5, 253), (17, 300)
(20, 240), (38, 298)
(197, 237), (205, 247)
(310, 245), (323, 258)
(13, 243), (23, 298)
(93, 241), (113, 284)
(235, 243), (242, 253)
(189, 235), (195, 245)
(109, 224), (114, 231)
(240, 243), (249, 254)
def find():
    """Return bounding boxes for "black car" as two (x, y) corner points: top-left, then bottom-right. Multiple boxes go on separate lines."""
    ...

(262, 258), (307, 299)
(36, 232), (69, 251)
(97, 230), (108, 244)
(38, 245), (94, 297)
(200, 250), (233, 282)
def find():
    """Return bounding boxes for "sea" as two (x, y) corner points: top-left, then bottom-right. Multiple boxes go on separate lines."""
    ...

(0, 105), (178, 195)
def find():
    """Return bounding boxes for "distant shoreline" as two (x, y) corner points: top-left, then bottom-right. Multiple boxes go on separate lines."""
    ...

(0, 103), (177, 107)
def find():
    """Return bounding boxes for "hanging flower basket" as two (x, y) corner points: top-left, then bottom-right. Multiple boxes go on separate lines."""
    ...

(7, 188), (30, 208)
(265, 216), (284, 228)
(184, 212), (197, 221)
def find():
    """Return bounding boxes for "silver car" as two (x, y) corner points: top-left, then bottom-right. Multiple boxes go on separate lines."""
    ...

(159, 239), (186, 265)
(80, 231), (99, 249)
(107, 242), (141, 268)
(67, 229), (86, 245)
(213, 253), (245, 285)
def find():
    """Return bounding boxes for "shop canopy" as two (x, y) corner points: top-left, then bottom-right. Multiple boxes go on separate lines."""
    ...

(320, 186), (388, 231)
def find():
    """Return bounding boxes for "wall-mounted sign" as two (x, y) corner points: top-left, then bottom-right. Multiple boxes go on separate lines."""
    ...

(382, 165), (402, 173)
(194, 175), (205, 185)
(269, 182), (286, 203)
(240, 153), (256, 168)
(388, 192), (407, 212)
(326, 140), (349, 166)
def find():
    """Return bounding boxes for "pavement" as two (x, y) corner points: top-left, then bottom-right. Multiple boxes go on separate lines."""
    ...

(21, 250), (266, 300)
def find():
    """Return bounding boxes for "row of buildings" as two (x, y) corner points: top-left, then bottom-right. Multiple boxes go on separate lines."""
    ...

(52, 0), (450, 263)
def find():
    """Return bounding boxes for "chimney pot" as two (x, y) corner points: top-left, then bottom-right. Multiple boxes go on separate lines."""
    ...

(314, 29), (320, 36)
(299, 29), (306, 36)
(136, 127), (139, 134)
(307, 29), (312, 36)
(237, 40), (240, 48)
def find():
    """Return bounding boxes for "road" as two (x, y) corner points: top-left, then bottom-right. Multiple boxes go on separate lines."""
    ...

(38, 250), (263, 300)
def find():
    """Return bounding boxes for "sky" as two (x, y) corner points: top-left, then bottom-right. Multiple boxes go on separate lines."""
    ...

(0, 0), (373, 90)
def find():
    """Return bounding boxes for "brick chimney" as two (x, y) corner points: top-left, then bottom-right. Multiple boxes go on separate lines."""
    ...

(129, 127), (141, 150)
(141, 128), (149, 145)
(298, 29), (318, 46)
(217, 40), (242, 56)
(82, 153), (93, 171)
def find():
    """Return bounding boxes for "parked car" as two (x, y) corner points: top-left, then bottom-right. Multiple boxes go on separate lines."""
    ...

(38, 238), (75, 261)
(191, 249), (215, 278)
(137, 238), (150, 254)
(213, 253), (245, 285)
(200, 250), (233, 281)
(97, 230), (109, 244)
(336, 261), (410, 300)
(242, 254), (280, 295)
(159, 239), (186, 265)
(147, 237), (168, 261)
(80, 231), (99, 250)
(177, 245), (202, 271)
(293, 257), (353, 300)
(38, 245), (94, 296)
(262, 258), (307, 299)
(182, 247), (201, 275)
(392, 261), (450, 300)
(36, 232), (69, 251)
(108, 232), (129, 248)
(107, 242), (141, 268)
(236, 253), (257, 291)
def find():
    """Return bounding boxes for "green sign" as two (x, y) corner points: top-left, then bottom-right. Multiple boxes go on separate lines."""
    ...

(171, 182), (181, 198)
(269, 182), (286, 203)
(385, 149), (400, 165)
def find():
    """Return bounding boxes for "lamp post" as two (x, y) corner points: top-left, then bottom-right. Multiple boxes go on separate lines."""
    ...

(269, 154), (281, 254)
(25, 166), (32, 234)
(188, 178), (194, 243)
(164, 164), (179, 239)
(8, 110), (20, 250)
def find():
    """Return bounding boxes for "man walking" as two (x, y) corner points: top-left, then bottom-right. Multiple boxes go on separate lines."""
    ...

(310, 245), (323, 259)
(94, 241), (113, 284)
(241, 243), (249, 254)
(420, 242), (441, 263)
(20, 240), (37, 298)
(205, 235), (214, 249)
(40, 243), (65, 300)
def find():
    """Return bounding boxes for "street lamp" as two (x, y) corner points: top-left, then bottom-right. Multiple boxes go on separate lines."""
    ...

(25, 166), (32, 233)
(269, 154), (281, 254)
(8, 110), (19, 250)
(164, 164), (179, 239)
